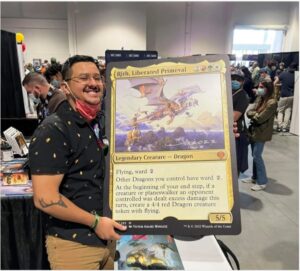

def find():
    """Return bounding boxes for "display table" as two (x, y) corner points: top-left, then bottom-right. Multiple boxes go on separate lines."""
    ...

(1, 185), (50, 270)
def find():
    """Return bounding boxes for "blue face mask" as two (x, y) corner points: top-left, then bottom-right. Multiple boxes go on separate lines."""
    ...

(51, 79), (61, 88)
(28, 93), (41, 105)
(257, 88), (266, 96)
(232, 80), (241, 91)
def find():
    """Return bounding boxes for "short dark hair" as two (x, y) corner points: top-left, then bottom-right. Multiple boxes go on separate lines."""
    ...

(61, 55), (98, 81)
(22, 72), (48, 86)
(44, 63), (62, 83)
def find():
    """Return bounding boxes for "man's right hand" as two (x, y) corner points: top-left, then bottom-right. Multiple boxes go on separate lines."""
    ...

(95, 216), (127, 240)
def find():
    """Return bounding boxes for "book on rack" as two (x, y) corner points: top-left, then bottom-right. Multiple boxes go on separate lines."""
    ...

(3, 127), (28, 156)
(0, 158), (29, 186)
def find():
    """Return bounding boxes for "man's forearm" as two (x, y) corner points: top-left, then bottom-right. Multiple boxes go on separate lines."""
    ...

(34, 193), (95, 228)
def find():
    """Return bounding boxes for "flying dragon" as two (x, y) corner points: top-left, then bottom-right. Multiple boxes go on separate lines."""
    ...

(129, 77), (203, 125)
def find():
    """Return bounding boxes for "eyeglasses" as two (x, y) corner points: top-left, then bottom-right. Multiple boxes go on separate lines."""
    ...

(65, 74), (103, 84)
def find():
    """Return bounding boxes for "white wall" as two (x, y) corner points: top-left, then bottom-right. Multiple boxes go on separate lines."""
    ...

(146, 2), (298, 57)
(146, 3), (187, 57)
(1, 2), (298, 60)
(283, 3), (299, 52)
(1, 2), (67, 20)
(67, 2), (147, 57)
(1, 18), (69, 64)
(191, 2), (231, 55)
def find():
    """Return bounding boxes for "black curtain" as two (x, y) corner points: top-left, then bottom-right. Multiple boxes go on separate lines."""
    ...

(1, 197), (50, 269)
(1, 30), (26, 118)
(258, 52), (299, 69)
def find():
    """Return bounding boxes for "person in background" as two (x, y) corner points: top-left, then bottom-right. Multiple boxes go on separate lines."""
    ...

(24, 63), (34, 75)
(274, 62), (297, 133)
(40, 60), (50, 74)
(22, 72), (66, 123)
(269, 60), (278, 81)
(258, 68), (272, 83)
(44, 63), (63, 88)
(263, 60), (275, 78)
(241, 66), (255, 103)
(29, 55), (126, 269)
(250, 61), (261, 88)
(231, 70), (250, 175)
(50, 57), (58, 65)
(243, 80), (277, 191)
(276, 62), (285, 77)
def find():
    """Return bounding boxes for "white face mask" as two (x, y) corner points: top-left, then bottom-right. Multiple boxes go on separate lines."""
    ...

(257, 88), (266, 96)
(28, 93), (41, 104)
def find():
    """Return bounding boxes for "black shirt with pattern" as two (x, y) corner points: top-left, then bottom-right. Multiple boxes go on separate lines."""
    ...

(29, 101), (106, 246)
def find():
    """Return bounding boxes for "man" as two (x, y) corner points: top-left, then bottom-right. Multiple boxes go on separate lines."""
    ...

(274, 62), (297, 133)
(22, 72), (66, 123)
(231, 70), (250, 175)
(258, 68), (272, 83)
(44, 63), (63, 88)
(250, 61), (260, 88)
(29, 55), (126, 269)
(276, 62), (285, 77)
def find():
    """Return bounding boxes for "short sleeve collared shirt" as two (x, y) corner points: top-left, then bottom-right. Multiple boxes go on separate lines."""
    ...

(29, 101), (106, 246)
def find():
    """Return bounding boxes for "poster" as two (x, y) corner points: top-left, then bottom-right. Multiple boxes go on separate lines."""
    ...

(104, 55), (241, 235)
(0, 158), (29, 186)
(117, 235), (184, 270)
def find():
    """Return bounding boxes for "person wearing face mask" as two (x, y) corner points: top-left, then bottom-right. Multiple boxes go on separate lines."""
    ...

(269, 60), (278, 81)
(231, 70), (250, 176)
(22, 72), (66, 124)
(44, 63), (63, 89)
(274, 62), (297, 133)
(28, 55), (126, 270)
(243, 80), (278, 191)
(275, 62), (285, 77)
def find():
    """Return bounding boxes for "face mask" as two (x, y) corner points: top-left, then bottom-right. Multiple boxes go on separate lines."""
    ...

(65, 82), (101, 121)
(28, 93), (41, 105)
(75, 100), (100, 121)
(257, 88), (266, 96)
(271, 66), (276, 71)
(231, 80), (241, 91)
(51, 79), (61, 88)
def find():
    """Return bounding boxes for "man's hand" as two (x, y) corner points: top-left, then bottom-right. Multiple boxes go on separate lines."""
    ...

(94, 216), (127, 240)
(233, 121), (240, 138)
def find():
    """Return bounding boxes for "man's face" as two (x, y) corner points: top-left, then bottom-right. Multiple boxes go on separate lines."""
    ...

(260, 72), (266, 78)
(24, 83), (42, 98)
(64, 62), (104, 105)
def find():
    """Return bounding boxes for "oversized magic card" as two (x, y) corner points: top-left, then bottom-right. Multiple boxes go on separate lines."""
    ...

(104, 55), (241, 235)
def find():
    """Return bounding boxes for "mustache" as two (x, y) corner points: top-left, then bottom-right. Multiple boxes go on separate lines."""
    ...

(83, 86), (101, 93)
